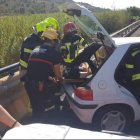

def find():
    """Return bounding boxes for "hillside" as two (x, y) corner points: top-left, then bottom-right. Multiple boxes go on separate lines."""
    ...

(78, 2), (110, 12)
(0, 0), (109, 15)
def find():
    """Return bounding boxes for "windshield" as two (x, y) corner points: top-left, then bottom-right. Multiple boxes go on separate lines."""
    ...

(74, 15), (102, 43)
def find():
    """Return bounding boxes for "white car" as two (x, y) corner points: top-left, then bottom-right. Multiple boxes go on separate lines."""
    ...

(2, 124), (135, 139)
(63, 4), (140, 132)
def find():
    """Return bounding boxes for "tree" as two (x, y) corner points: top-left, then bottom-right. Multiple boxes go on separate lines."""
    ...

(127, 6), (140, 22)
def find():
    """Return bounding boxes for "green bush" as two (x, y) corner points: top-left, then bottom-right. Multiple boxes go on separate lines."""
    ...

(0, 12), (69, 68)
(0, 10), (136, 68)
(96, 10), (130, 34)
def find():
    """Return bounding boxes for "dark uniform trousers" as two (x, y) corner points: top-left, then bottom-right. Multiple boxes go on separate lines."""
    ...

(25, 79), (61, 117)
(130, 82), (140, 104)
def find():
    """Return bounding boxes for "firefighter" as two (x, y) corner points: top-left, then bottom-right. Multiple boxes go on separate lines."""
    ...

(19, 17), (59, 79)
(60, 22), (100, 79)
(124, 46), (140, 104)
(60, 22), (86, 64)
(25, 28), (63, 117)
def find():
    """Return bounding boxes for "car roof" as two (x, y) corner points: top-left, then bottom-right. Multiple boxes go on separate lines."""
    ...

(113, 37), (140, 46)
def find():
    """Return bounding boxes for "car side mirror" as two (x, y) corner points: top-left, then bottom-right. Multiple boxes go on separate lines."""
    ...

(64, 8), (81, 17)
(97, 32), (104, 40)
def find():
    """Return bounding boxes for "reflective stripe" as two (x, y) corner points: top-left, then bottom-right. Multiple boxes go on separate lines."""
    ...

(20, 59), (28, 68)
(61, 46), (66, 49)
(132, 74), (140, 81)
(131, 50), (140, 57)
(24, 48), (32, 54)
(62, 40), (82, 63)
(125, 64), (134, 69)
(80, 38), (84, 44)
(96, 51), (105, 59)
(73, 40), (79, 45)
(64, 58), (73, 63)
(63, 43), (71, 62)
(76, 47), (79, 57)
(65, 43), (71, 46)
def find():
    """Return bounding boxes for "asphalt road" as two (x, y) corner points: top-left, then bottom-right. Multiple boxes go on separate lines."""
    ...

(131, 27), (140, 37)
(22, 104), (140, 138)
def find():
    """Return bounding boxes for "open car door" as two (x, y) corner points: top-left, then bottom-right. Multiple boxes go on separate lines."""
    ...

(63, 3), (117, 66)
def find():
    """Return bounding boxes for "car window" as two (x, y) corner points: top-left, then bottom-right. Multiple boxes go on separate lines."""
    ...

(115, 43), (140, 90)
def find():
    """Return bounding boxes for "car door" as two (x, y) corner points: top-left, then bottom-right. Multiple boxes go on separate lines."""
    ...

(64, 4), (117, 74)
(115, 43), (140, 104)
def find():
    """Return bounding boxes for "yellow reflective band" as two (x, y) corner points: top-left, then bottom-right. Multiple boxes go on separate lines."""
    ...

(19, 59), (28, 68)
(80, 38), (84, 44)
(64, 58), (73, 63)
(24, 48), (32, 54)
(61, 46), (66, 49)
(73, 40), (79, 45)
(132, 50), (140, 57)
(63, 43), (70, 62)
(65, 43), (70, 57)
(125, 64), (134, 69)
(65, 43), (71, 47)
(63, 42), (80, 63)
(96, 51), (105, 59)
(132, 74), (140, 81)
(76, 48), (78, 57)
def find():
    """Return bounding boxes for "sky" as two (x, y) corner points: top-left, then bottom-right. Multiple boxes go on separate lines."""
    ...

(73, 0), (140, 10)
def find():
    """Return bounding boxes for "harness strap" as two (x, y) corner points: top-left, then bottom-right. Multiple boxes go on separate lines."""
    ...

(29, 58), (53, 68)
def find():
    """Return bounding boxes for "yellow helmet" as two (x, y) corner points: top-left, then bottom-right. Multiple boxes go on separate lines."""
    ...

(33, 17), (59, 33)
(33, 21), (46, 33)
(44, 17), (59, 31)
(41, 28), (58, 40)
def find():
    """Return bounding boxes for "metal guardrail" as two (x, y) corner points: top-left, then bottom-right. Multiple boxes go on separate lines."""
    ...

(0, 20), (140, 77)
(111, 20), (140, 37)
(0, 62), (20, 94)
(0, 62), (19, 76)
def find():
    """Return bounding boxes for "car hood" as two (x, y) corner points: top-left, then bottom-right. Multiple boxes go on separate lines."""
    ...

(2, 124), (135, 139)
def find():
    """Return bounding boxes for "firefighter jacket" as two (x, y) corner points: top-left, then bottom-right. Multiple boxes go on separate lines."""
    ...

(27, 43), (62, 81)
(19, 33), (43, 69)
(60, 34), (86, 64)
(125, 47), (140, 86)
